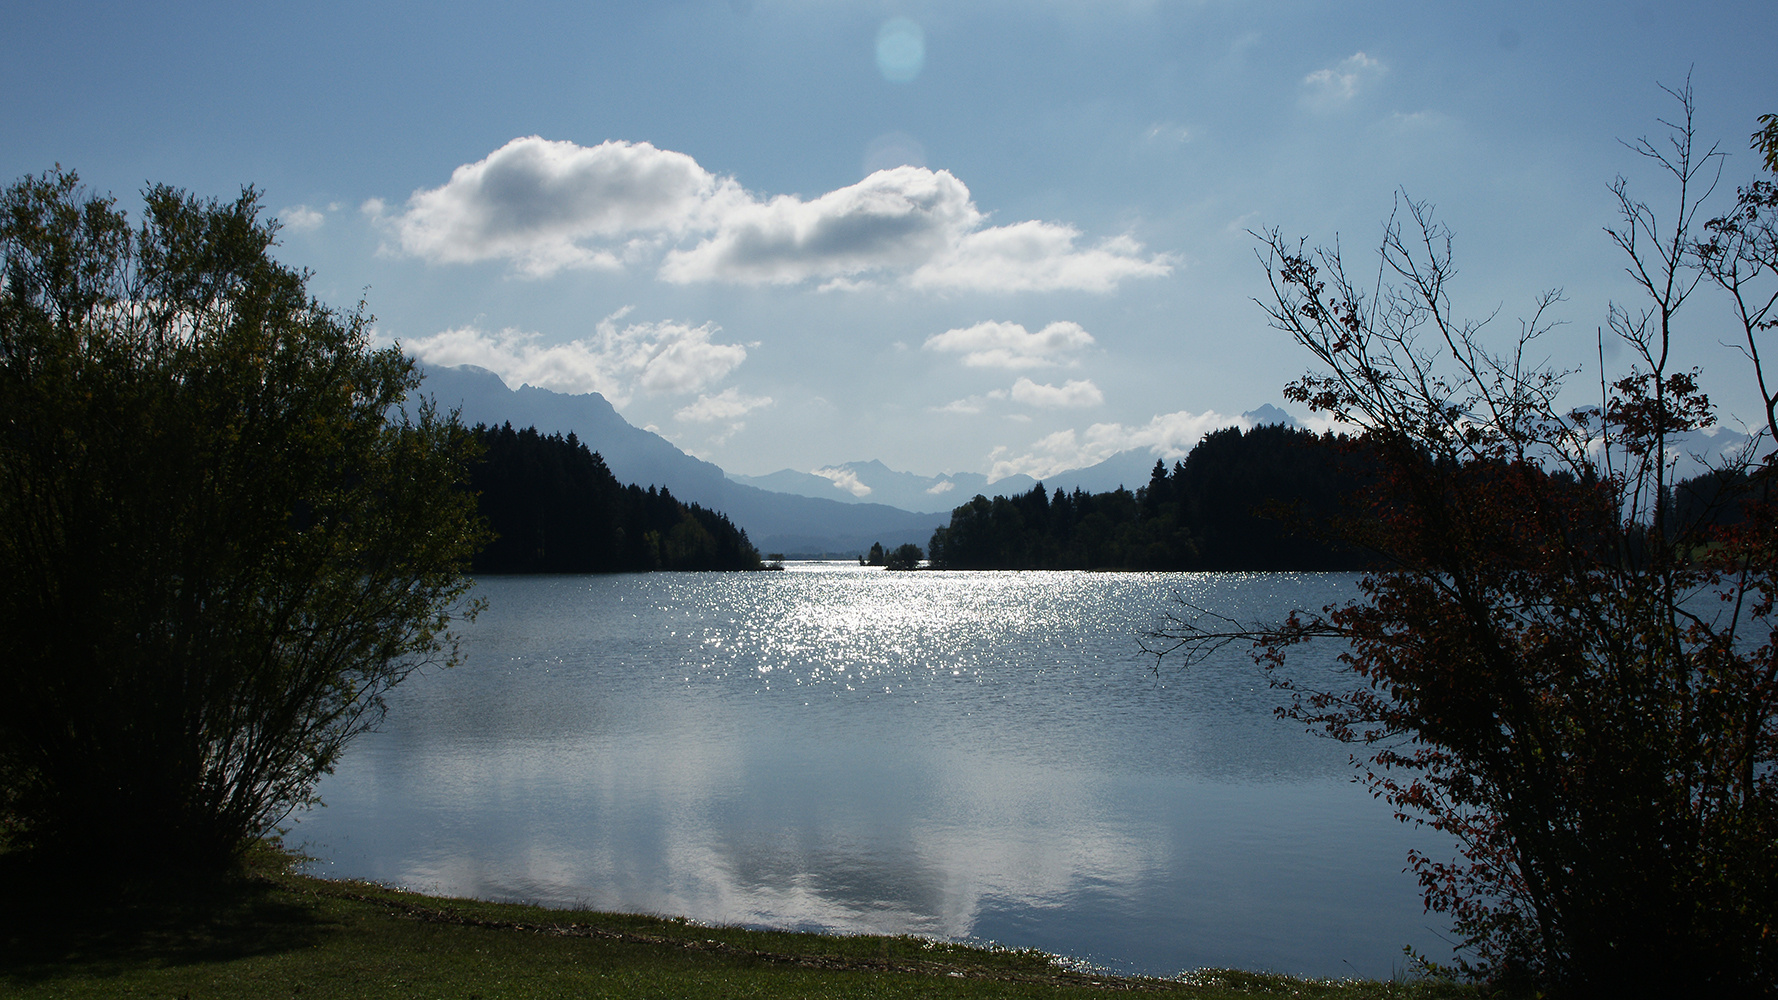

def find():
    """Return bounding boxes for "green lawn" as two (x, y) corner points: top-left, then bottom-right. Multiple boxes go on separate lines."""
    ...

(0, 846), (1480, 1000)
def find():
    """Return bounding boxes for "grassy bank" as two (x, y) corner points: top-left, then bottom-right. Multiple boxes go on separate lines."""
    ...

(0, 846), (1479, 1000)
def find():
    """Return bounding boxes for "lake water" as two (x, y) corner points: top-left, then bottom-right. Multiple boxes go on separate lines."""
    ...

(291, 563), (1452, 979)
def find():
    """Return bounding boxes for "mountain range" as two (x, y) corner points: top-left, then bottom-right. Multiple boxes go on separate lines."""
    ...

(731, 404), (1300, 513)
(414, 364), (1294, 555)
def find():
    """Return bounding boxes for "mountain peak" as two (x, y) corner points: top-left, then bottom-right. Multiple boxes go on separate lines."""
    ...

(1242, 404), (1297, 427)
(414, 363), (944, 554)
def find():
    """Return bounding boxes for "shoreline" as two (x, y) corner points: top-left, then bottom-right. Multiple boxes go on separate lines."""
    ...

(0, 846), (1484, 999)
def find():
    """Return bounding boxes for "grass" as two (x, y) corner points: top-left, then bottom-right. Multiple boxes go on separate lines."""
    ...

(0, 843), (1483, 1000)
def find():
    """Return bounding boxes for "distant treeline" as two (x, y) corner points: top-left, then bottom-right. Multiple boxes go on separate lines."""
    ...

(927, 424), (1371, 571)
(469, 423), (762, 573)
(924, 423), (1765, 572)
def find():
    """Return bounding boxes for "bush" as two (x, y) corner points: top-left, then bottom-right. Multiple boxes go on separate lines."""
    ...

(0, 169), (486, 869)
(1154, 92), (1778, 996)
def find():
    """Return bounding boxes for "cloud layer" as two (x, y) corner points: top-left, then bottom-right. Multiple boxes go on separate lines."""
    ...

(675, 386), (774, 446)
(923, 320), (1095, 369)
(389, 138), (741, 276)
(1302, 52), (1384, 107)
(387, 139), (1172, 291)
(676, 387), (774, 424)
(813, 467), (873, 497)
(279, 204), (326, 232)
(660, 166), (972, 286)
(988, 409), (1250, 481)
(403, 307), (749, 405)
(1009, 377), (1103, 408)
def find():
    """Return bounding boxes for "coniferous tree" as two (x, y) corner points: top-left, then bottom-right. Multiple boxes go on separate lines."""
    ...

(468, 423), (761, 574)
(925, 427), (1368, 571)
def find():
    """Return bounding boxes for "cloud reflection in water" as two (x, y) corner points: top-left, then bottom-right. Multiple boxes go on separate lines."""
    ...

(296, 566), (1446, 978)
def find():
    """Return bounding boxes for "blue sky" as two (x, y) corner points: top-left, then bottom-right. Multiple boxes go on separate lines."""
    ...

(6, 1), (1773, 480)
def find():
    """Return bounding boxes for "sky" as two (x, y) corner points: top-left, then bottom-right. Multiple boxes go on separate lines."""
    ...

(5, 1), (1774, 481)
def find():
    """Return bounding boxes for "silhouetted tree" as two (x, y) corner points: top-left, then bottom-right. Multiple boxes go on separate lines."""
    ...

(885, 542), (922, 570)
(469, 423), (761, 573)
(0, 169), (486, 869)
(1154, 91), (1778, 995)
(924, 429), (1367, 571)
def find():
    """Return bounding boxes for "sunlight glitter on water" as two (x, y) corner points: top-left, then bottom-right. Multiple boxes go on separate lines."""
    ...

(296, 564), (1452, 980)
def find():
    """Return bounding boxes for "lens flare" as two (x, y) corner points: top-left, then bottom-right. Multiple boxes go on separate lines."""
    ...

(875, 17), (925, 83)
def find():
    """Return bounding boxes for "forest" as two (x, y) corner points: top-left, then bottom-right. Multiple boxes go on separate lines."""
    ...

(927, 424), (1371, 571)
(472, 418), (1746, 577)
(927, 422), (1749, 573)
(469, 422), (763, 573)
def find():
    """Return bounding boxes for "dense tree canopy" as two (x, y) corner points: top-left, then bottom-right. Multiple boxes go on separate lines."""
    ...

(883, 542), (923, 570)
(927, 424), (1369, 571)
(469, 422), (762, 573)
(0, 169), (486, 868)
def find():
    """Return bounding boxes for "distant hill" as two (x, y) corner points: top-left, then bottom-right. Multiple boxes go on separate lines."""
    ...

(1044, 450), (1175, 497)
(413, 363), (1321, 554)
(728, 461), (1038, 514)
(728, 405), (1301, 512)
(414, 364), (943, 556)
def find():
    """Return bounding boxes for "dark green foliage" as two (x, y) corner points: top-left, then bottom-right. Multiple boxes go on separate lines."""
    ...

(929, 485), (1142, 570)
(927, 425), (1369, 571)
(1163, 424), (1371, 569)
(1670, 466), (1758, 530)
(884, 542), (922, 570)
(1756, 113), (1778, 175)
(469, 422), (762, 573)
(860, 541), (922, 569)
(0, 169), (486, 870)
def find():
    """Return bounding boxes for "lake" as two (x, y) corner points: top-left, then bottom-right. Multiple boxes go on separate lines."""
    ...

(291, 563), (1452, 979)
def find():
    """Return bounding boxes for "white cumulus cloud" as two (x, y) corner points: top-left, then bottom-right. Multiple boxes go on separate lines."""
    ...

(279, 205), (325, 232)
(388, 137), (745, 277)
(661, 165), (975, 286)
(610, 318), (750, 397)
(1120, 409), (1253, 457)
(403, 308), (748, 405)
(812, 467), (872, 497)
(923, 320), (1095, 369)
(912, 227), (1171, 293)
(404, 325), (615, 395)
(987, 409), (1249, 481)
(385, 140), (1171, 292)
(675, 387), (774, 423)
(1303, 52), (1384, 107)
(1010, 377), (1104, 409)
(933, 389), (1009, 415)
